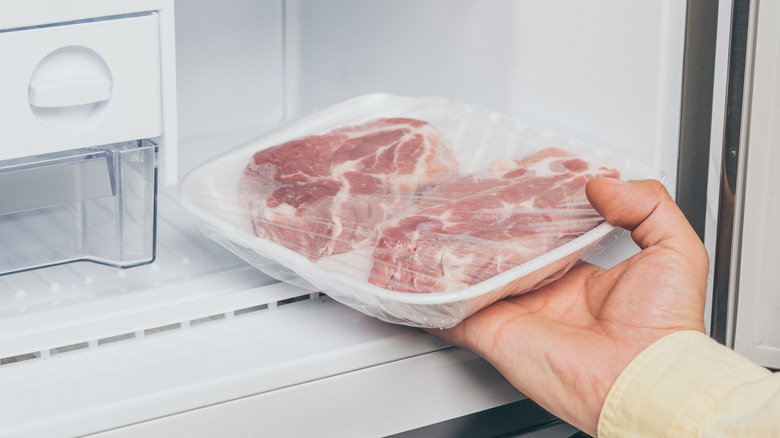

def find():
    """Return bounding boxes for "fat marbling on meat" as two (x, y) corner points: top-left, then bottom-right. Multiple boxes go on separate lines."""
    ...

(238, 118), (459, 260)
(368, 148), (621, 293)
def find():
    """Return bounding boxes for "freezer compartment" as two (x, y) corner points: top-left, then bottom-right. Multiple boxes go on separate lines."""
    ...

(0, 140), (157, 275)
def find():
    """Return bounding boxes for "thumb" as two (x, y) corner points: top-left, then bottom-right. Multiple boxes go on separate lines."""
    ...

(585, 178), (705, 256)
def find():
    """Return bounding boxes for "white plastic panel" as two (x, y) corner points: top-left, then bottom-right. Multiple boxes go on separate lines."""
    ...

(0, 288), (459, 437)
(174, 0), (285, 144)
(0, 13), (162, 160)
(732, 0), (780, 368)
(92, 348), (522, 438)
(284, 0), (685, 193)
(174, 0), (685, 198)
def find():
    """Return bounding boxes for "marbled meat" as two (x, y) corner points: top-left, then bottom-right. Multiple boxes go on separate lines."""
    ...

(368, 148), (620, 293)
(239, 118), (458, 260)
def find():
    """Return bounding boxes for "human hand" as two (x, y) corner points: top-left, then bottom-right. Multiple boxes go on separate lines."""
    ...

(427, 178), (709, 436)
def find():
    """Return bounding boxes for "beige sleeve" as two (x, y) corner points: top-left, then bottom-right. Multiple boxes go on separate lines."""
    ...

(597, 330), (780, 437)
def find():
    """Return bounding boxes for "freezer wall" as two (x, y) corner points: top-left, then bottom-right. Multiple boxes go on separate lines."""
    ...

(174, 0), (686, 195)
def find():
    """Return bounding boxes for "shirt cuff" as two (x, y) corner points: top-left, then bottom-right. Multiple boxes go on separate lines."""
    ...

(597, 330), (771, 437)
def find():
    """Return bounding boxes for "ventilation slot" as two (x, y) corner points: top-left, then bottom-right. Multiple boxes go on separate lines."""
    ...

(98, 332), (136, 345)
(145, 323), (181, 336)
(0, 292), (323, 367)
(278, 294), (314, 306)
(51, 342), (89, 355)
(190, 313), (226, 326)
(1, 353), (37, 366)
(234, 303), (268, 316)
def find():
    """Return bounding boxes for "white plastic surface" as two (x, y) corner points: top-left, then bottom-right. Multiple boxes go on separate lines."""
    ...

(0, 189), (250, 322)
(732, 0), (780, 368)
(180, 94), (663, 328)
(0, 286), (462, 437)
(283, 0), (685, 194)
(0, 192), (466, 437)
(0, 13), (161, 160)
(27, 45), (112, 108)
(30, 77), (112, 108)
(92, 348), (522, 438)
(0, 0), (183, 187)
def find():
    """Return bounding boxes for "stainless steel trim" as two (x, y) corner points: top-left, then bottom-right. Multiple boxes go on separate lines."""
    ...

(676, 0), (720, 242)
(710, 0), (755, 346)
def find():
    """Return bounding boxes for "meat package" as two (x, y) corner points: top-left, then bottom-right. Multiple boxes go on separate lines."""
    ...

(369, 148), (620, 294)
(179, 94), (662, 328)
(239, 118), (458, 261)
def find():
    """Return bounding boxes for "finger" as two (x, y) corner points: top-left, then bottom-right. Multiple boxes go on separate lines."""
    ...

(586, 178), (704, 253)
(425, 263), (601, 356)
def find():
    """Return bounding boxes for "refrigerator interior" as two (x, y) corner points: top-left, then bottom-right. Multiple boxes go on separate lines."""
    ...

(0, 0), (712, 436)
(176, 0), (690, 270)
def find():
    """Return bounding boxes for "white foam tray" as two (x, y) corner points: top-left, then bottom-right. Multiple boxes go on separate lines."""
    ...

(179, 94), (662, 328)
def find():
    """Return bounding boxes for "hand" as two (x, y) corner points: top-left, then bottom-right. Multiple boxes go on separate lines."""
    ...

(427, 178), (709, 436)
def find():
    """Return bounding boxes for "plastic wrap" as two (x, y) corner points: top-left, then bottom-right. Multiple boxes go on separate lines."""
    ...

(179, 94), (663, 328)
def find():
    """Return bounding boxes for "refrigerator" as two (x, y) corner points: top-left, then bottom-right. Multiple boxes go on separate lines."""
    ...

(0, 0), (774, 436)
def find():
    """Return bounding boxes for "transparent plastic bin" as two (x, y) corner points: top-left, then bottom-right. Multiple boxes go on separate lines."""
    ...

(0, 140), (157, 275)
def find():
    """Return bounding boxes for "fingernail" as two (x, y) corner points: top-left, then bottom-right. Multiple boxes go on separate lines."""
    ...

(601, 177), (627, 184)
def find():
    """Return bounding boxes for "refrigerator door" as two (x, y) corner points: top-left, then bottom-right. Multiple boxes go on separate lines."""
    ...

(719, 0), (780, 368)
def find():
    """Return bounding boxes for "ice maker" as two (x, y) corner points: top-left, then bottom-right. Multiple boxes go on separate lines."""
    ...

(0, 0), (178, 274)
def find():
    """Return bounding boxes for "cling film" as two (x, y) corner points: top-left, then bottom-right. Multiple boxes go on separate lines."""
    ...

(179, 94), (663, 328)
(238, 117), (459, 262)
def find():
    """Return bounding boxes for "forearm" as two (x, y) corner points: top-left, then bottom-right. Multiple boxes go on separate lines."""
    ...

(598, 330), (778, 437)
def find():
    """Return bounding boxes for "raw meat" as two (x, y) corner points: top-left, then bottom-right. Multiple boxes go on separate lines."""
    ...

(368, 148), (620, 293)
(239, 118), (459, 260)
